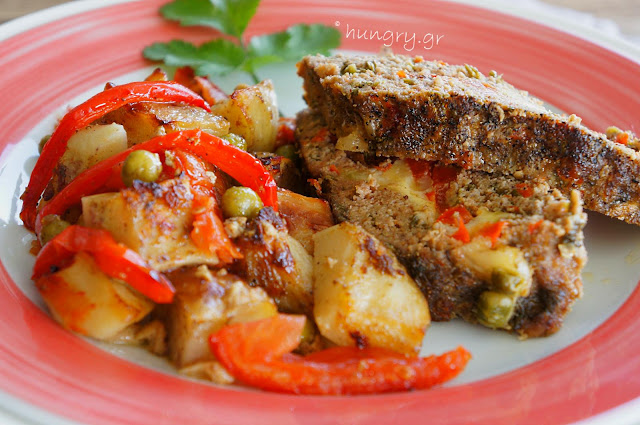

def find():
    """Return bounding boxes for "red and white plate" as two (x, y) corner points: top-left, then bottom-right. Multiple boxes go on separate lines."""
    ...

(0, 0), (639, 424)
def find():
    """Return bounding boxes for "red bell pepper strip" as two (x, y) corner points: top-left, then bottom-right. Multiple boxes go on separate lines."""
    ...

(479, 220), (507, 248)
(32, 225), (174, 303)
(20, 81), (211, 231)
(170, 149), (242, 262)
(35, 129), (278, 235)
(209, 314), (471, 395)
(190, 196), (241, 263)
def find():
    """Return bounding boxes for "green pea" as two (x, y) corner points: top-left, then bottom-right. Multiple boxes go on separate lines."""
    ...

(121, 150), (162, 187)
(39, 215), (70, 246)
(223, 133), (247, 151)
(476, 291), (515, 329)
(38, 134), (51, 153)
(275, 144), (298, 162)
(222, 187), (264, 219)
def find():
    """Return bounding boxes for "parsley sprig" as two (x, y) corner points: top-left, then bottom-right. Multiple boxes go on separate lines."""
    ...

(143, 0), (341, 84)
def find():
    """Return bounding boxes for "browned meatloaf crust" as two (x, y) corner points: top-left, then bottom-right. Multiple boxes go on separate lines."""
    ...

(297, 109), (587, 338)
(298, 53), (640, 225)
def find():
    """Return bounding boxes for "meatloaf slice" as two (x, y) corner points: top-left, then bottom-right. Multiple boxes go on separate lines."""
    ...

(298, 53), (640, 225)
(297, 109), (587, 338)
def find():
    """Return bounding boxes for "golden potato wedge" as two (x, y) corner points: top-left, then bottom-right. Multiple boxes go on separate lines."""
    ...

(211, 80), (279, 152)
(50, 123), (128, 193)
(277, 188), (334, 254)
(81, 177), (222, 271)
(101, 103), (229, 146)
(163, 266), (276, 368)
(255, 152), (304, 192)
(234, 208), (314, 315)
(144, 68), (169, 82)
(36, 252), (153, 340)
(313, 222), (430, 355)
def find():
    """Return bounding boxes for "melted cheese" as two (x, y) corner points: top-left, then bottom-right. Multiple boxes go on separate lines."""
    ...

(458, 240), (532, 298)
(336, 129), (369, 152)
(465, 208), (514, 236)
(376, 160), (438, 225)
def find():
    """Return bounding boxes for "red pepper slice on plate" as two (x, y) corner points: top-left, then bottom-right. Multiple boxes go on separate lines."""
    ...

(170, 149), (242, 262)
(190, 194), (241, 262)
(32, 225), (174, 303)
(209, 314), (471, 395)
(20, 81), (211, 230)
(35, 129), (278, 235)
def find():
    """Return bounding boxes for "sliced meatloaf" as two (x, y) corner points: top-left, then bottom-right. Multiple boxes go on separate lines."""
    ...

(298, 53), (640, 225)
(297, 109), (587, 338)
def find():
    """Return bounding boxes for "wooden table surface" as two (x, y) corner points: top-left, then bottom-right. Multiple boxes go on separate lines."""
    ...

(0, 0), (639, 39)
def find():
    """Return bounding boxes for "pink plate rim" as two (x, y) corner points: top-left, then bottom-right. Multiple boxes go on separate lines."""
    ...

(0, 1), (639, 424)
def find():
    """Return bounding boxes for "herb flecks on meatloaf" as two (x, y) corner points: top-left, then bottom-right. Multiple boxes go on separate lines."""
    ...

(298, 53), (640, 225)
(297, 109), (587, 338)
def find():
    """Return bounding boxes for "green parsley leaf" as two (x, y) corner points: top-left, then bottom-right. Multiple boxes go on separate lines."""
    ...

(145, 1), (342, 84)
(143, 39), (246, 76)
(160, 0), (260, 39)
(244, 24), (341, 70)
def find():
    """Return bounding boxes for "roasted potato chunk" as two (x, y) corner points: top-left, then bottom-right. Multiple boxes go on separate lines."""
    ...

(36, 252), (153, 340)
(144, 67), (169, 82)
(211, 80), (279, 152)
(313, 222), (430, 355)
(163, 266), (277, 368)
(50, 123), (128, 193)
(277, 189), (334, 254)
(234, 208), (314, 315)
(255, 153), (304, 192)
(81, 177), (222, 271)
(101, 103), (229, 145)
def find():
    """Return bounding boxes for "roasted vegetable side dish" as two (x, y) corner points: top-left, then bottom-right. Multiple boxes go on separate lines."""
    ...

(22, 67), (470, 395)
